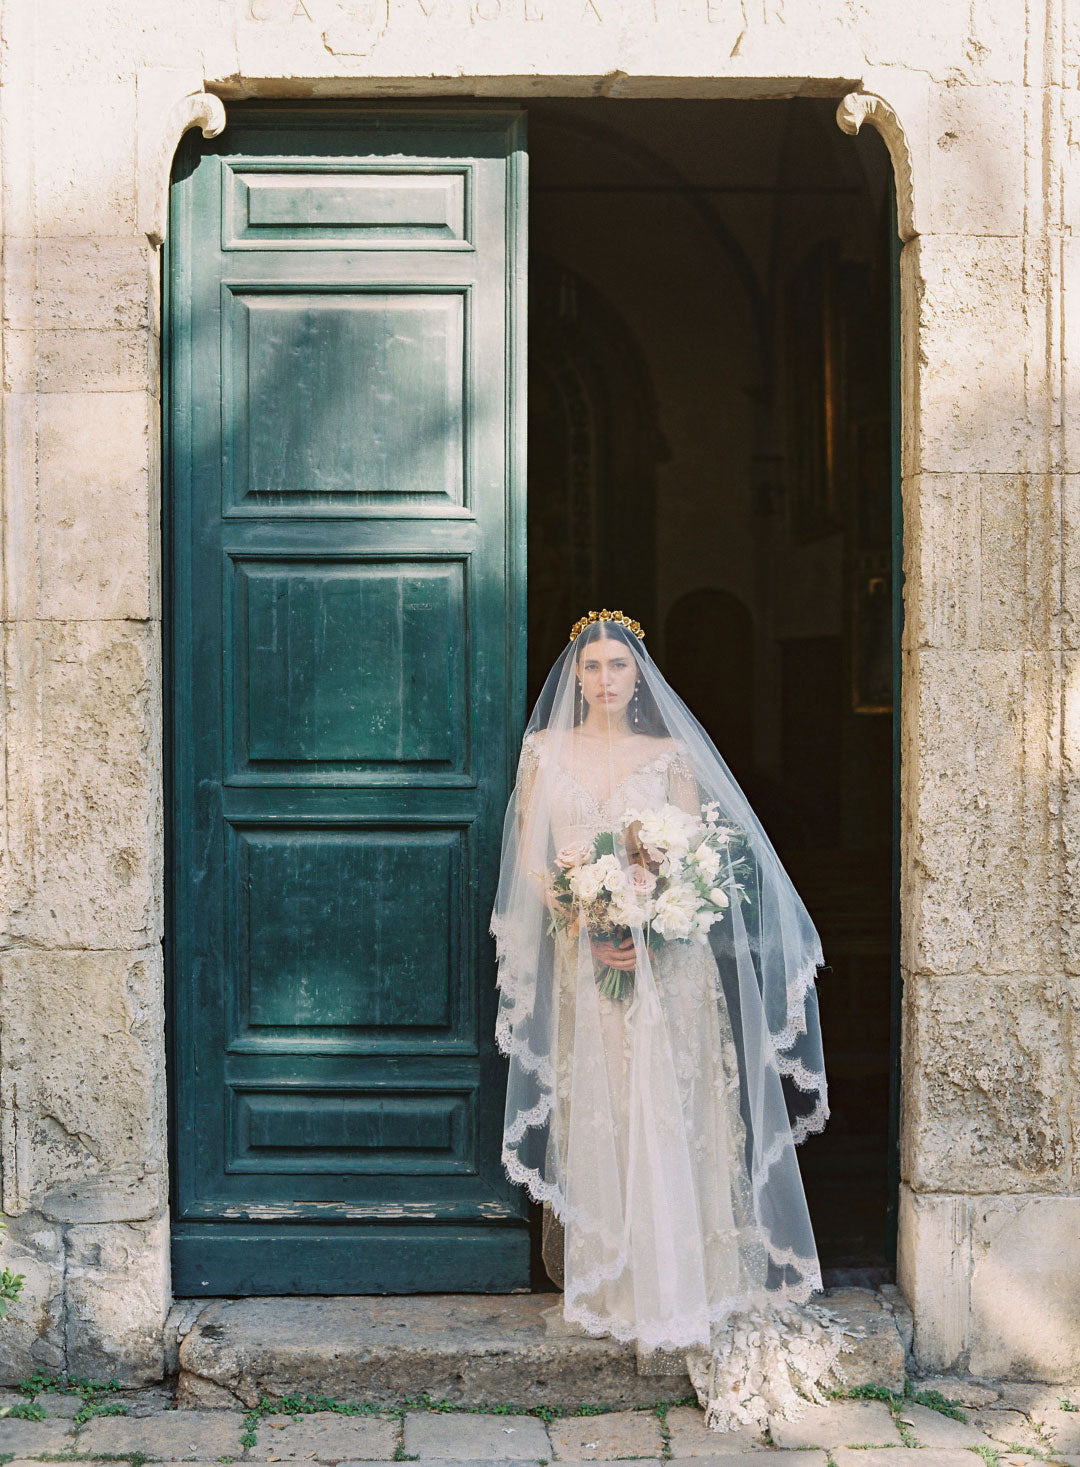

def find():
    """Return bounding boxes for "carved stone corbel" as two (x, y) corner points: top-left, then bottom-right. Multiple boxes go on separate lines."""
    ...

(140, 90), (227, 248)
(836, 92), (917, 243)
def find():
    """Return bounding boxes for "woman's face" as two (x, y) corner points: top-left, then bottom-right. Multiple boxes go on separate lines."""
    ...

(576, 635), (637, 718)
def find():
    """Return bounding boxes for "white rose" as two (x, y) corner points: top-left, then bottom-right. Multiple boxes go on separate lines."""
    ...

(609, 892), (646, 927)
(569, 861), (604, 903)
(592, 854), (627, 893)
(635, 803), (702, 861)
(653, 883), (698, 941)
(709, 886), (730, 908)
(690, 844), (721, 881)
(691, 909), (719, 942)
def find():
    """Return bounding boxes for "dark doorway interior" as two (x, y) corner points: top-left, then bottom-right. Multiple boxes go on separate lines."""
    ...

(525, 98), (895, 1282)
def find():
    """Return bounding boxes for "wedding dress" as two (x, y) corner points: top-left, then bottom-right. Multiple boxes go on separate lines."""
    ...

(490, 611), (848, 1429)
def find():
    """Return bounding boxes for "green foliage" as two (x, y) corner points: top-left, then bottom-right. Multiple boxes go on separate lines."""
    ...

(1, 1400), (45, 1421)
(907, 1385), (967, 1423)
(0, 1269), (25, 1321)
(0, 1220), (24, 1321)
(74, 1396), (129, 1425)
(843, 1379), (967, 1425)
(15, 1370), (126, 1425)
(238, 1388), (692, 1456)
(1060, 1398), (1079, 1413)
(970, 1445), (1000, 1467)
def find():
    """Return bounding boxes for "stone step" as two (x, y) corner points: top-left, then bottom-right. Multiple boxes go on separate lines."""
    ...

(176, 1286), (910, 1410)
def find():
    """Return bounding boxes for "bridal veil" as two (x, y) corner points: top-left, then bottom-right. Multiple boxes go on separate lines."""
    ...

(489, 610), (839, 1425)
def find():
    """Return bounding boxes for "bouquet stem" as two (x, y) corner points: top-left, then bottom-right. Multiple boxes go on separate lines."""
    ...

(595, 965), (635, 1002)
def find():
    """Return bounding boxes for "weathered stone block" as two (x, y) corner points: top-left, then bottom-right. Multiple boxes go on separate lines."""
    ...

(822, 1286), (907, 1393)
(895, 1402), (995, 1447)
(548, 1408), (664, 1458)
(4, 619), (161, 949)
(35, 391), (155, 620)
(1062, 658), (1080, 975)
(686, 1456), (823, 1467)
(908, 1375), (1000, 1407)
(926, 83), (1026, 235)
(902, 649), (1056, 976)
(665, 1405), (766, 1455)
(1061, 239), (1080, 477)
(768, 1400), (901, 1449)
(79, 1408), (248, 1459)
(906, 234), (1048, 475)
(2, 237), (152, 332)
(244, 1413), (400, 1461)
(0, 1213), (65, 1384)
(968, 1196), (1080, 1381)
(33, 78), (137, 236)
(37, 1392), (88, 1418)
(2, 328), (154, 396)
(404, 1412), (552, 1460)
(38, 0), (223, 76)
(64, 1215), (170, 1385)
(897, 1186), (970, 1372)
(833, 1452), (975, 1467)
(177, 1293), (686, 1409)
(903, 473), (1057, 651)
(902, 975), (1069, 1194)
(1067, 980), (1080, 1188)
(0, 1417), (78, 1455)
(968, 1404), (1048, 1450)
(1030, 1404), (1080, 1455)
(0, 947), (165, 1218)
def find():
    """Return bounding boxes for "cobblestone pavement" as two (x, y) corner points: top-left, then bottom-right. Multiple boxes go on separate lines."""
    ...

(0, 1376), (1078, 1466)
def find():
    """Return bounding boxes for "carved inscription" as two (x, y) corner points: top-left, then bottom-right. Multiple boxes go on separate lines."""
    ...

(245, 0), (745, 29)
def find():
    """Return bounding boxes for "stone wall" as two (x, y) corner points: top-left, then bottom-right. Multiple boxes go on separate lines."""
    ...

(0, 0), (1077, 1383)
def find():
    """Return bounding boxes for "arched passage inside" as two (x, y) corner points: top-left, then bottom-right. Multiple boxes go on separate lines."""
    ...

(525, 97), (897, 1281)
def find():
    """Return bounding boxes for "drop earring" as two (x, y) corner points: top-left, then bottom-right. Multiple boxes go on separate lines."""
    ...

(632, 681), (641, 727)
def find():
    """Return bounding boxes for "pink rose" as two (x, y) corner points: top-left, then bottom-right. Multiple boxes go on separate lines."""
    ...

(627, 865), (657, 894)
(556, 842), (591, 870)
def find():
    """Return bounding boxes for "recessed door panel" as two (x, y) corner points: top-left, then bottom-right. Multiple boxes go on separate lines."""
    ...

(232, 558), (467, 771)
(233, 823), (464, 1033)
(224, 288), (466, 509)
(222, 160), (474, 249)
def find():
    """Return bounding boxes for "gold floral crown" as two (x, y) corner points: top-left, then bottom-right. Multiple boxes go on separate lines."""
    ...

(569, 609), (645, 642)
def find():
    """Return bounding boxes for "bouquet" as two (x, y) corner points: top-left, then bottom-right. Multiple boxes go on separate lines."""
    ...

(546, 801), (750, 1000)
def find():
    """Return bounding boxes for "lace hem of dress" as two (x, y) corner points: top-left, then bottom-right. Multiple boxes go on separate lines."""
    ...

(685, 1302), (861, 1432)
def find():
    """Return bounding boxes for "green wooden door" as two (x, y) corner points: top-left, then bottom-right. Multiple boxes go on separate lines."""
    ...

(165, 106), (529, 1294)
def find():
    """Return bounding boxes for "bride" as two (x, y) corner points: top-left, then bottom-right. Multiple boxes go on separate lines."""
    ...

(490, 610), (845, 1431)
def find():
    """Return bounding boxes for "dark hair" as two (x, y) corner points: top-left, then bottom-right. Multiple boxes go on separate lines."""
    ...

(571, 621), (668, 736)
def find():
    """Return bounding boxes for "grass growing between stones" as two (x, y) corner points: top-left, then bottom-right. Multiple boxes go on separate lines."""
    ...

(844, 1378), (969, 1422)
(17, 1371), (129, 1424)
(1, 1399), (45, 1420)
(238, 1387), (697, 1457)
(239, 1391), (384, 1448)
(31, 1455), (148, 1465)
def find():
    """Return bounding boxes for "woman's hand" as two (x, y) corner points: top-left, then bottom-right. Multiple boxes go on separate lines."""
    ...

(591, 935), (637, 971)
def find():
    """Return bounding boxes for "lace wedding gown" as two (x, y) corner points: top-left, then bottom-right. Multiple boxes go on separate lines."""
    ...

(510, 732), (851, 1428)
